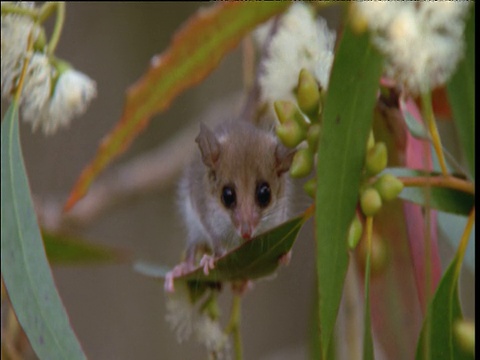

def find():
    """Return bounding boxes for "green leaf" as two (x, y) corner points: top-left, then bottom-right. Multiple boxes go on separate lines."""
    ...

(446, 5), (475, 178)
(43, 231), (130, 265)
(384, 168), (474, 215)
(1, 103), (86, 359)
(65, 2), (291, 211)
(416, 257), (472, 360)
(134, 212), (309, 284)
(314, 23), (384, 359)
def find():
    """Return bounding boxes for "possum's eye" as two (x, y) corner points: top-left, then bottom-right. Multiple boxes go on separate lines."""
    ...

(221, 185), (236, 209)
(255, 182), (271, 208)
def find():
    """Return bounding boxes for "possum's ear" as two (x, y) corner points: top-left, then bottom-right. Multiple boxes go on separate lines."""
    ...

(195, 123), (220, 169)
(274, 143), (295, 176)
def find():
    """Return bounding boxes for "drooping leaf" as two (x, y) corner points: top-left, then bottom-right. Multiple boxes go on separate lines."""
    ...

(384, 168), (474, 216)
(1, 103), (86, 360)
(446, 5), (475, 178)
(314, 24), (384, 359)
(42, 231), (130, 265)
(64, 2), (291, 211)
(416, 207), (474, 360)
(134, 210), (310, 284)
(416, 256), (473, 360)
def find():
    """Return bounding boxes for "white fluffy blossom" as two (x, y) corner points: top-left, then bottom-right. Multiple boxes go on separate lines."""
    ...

(1, 2), (97, 135)
(165, 282), (195, 342)
(20, 52), (53, 129)
(1, 2), (39, 97)
(255, 3), (336, 106)
(165, 282), (231, 357)
(355, 1), (471, 94)
(194, 315), (231, 359)
(37, 68), (97, 135)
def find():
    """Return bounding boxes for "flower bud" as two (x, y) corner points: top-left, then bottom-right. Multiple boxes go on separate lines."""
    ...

(296, 68), (320, 118)
(348, 214), (363, 250)
(374, 174), (404, 201)
(360, 188), (382, 216)
(307, 123), (321, 152)
(274, 100), (297, 125)
(454, 319), (475, 356)
(276, 120), (306, 148)
(365, 142), (387, 176)
(303, 178), (316, 198)
(290, 148), (314, 178)
(358, 232), (389, 277)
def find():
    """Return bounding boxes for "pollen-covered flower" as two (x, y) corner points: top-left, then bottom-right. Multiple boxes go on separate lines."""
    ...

(165, 282), (195, 342)
(255, 3), (336, 107)
(1, 2), (39, 97)
(37, 68), (97, 135)
(194, 315), (231, 359)
(20, 52), (53, 129)
(355, 1), (471, 94)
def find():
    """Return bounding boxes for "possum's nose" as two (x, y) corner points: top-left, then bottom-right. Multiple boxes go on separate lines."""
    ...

(240, 225), (253, 240)
(235, 207), (259, 241)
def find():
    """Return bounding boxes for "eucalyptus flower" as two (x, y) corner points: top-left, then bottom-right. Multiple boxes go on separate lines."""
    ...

(37, 67), (97, 135)
(1, 1), (39, 97)
(355, 1), (471, 94)
(255, 3), (335, 108)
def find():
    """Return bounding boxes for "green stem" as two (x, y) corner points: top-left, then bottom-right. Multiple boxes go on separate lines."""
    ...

(421, 91), (448, 176)
(362, 216), (374, 359)
(225, 294), (243, 360)
(45, 2), (65, 55)
(1, 3), (38, 18)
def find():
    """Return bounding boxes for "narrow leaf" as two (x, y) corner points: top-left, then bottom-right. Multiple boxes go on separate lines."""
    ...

(65, 2), (290, 211)
(415, 261), (471, 360)
(1, 103), (86, 359)
(385, 168), (474, 216)
(446, 6), (475, 178)
(43, 231), (130, 265)
(134, 212), (309, 284)
(315, 24), (383, 359)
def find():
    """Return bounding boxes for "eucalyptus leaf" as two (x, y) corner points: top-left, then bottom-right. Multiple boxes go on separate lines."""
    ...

(446, 6), (475, 178)
(384, 168), (474, 215)
(43, 231), (129, 265)
(1, 103), (86, 360)
(134, 213), (308, 284)
(416, 256), (472, 360)
(314, 24), (383, 359)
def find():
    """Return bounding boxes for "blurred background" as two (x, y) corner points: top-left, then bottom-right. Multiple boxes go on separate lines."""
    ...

(3, 3), (474, 359)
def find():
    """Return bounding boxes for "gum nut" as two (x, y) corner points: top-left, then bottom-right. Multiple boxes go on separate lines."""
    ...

(303, 178), (317, 198)
(296, 68), (320, 116)
(274, 100), (297, 124)
(358, 232), (388, 277)
(360, 188), (382, 216)
(366, 142), (388, 176)
(290, 148), (314, 178)
(307, 123), (321, 151)
(374, 173), (404, 201)
(348, 214), (363, 250)
(454, 319), (475, 355)
(276, 120), (306, 148)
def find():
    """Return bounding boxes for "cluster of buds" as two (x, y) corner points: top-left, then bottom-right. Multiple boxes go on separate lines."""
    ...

(347, 132), (404, 251)
(360, 133), (403, 217)
(274, 68), (324, 193)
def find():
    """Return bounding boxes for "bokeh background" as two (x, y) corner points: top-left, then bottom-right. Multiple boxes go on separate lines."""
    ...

(4, 3), (473, 359)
